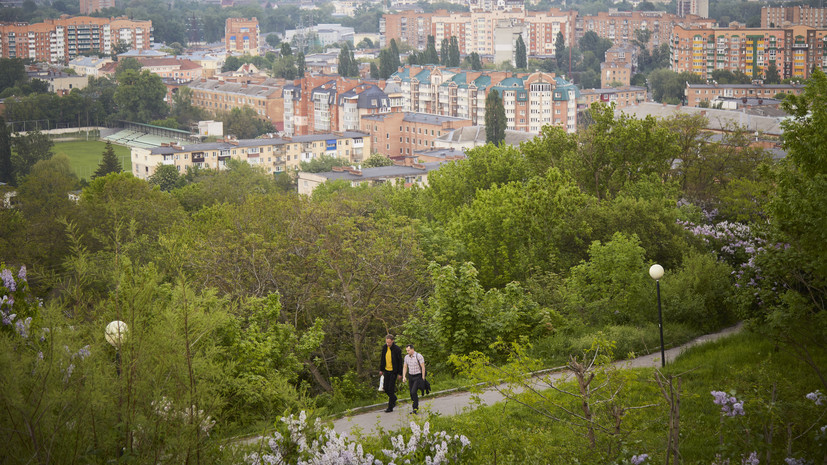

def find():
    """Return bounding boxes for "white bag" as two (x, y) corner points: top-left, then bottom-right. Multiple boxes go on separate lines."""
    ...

(378, 374), (385, 392)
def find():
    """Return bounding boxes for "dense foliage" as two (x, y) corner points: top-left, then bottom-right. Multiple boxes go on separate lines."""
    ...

(1, 72), (825, 463)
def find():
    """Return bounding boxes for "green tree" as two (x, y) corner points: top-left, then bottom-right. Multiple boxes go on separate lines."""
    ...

(348, 46), (358, 77)
(0, 115), (12, 184)
(379, 48), (396, 79)
(362, 153), (394, 168)
(11, 129), (54, 183)
(114, 57), (143, 79)
(484, 89), (506, 147)
(424, 35), (439, 64)
(555, 31), (566, 68)
(464, 52), (482, 71)
(222, 55), (242, 73)
(0, 57), (26, 93)
(299, 154), (349, 173)
(357, 37), (374, 49)
(114, 69), (169, 123)
(579, 31), (613, 62)
(111, 39), (130, 58)
(218, 107), (275, 139)
(370, 62), (379, 79)
(390, 39), (401, 69)
(440, 38), (450, 66)
(765, 62), (781, 84)
(515, 34), (527, 69)
(148, 163), (184, 191)
(338, 43), (353, 77)
(449, 36), (460, 67)
(92, 141), (122, 179)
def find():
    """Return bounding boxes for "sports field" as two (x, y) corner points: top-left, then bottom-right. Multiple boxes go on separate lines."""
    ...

(52, 140), (132, 180)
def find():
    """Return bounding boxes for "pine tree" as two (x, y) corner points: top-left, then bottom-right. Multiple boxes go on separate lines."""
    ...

(449, 36), (460, 67)
(370, 62), (379, 79)
(92, 141), (122, 179)
(379, 49), (394, 79)
(0, 116), (12, 185)
(485, 89), (506, 147)
(515, 34), (527, 69)
(555, 32), (566, 69)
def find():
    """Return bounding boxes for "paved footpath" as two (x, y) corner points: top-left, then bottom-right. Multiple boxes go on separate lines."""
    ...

(331, 324), (743, 437)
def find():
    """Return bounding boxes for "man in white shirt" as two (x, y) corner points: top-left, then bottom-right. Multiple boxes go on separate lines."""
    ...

(402, 344), (425, 414)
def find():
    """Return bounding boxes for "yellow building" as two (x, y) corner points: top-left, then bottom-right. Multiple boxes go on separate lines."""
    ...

(131, 132), (371, 180)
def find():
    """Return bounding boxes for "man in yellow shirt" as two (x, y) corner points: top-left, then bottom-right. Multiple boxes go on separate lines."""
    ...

(378, 334), (403, 412)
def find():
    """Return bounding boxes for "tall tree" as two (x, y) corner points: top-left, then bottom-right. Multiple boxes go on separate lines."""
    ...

(515, 34), (527, 69)
(466, 52), (482, 70)
(338, 44), (352, 77)
(348, 46), (358, 77)
(765, 62), (781, 84)
(555, 31), (566, 68)
(92, 141), (122, 179)
(390, 39), (401, 70)
(11, 129), (53, 183)
(440, 38), (450, 66)
(0, 116), (12, 184)
(424, 35), (439, 64)
(379, 48), (395, 79)
(449, 36), (460, 67)
(370, 62), (379, 79)
(0, 58), (26, 94)
(281, 42), (293, 57)
(485, 89), (506, 147)
(114, 69), (168, 123)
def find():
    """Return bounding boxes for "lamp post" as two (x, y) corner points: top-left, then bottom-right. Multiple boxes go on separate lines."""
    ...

(648, 264), (665, 367)
(105, 320), (127, 457)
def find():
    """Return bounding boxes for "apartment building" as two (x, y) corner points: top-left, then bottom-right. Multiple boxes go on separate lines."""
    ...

(188, 77), (284, 125)
(579, 86), (647, 108)
(361, 112), (472, 158)
(80, 0), (114, 14)
(575, 10), (715, 49)
(379, 10), (435, 48)
(68, 55), (112, 76)
(389, 65), (580, 133)
(684, 82), (805, 107)
(0, 16), (152, 64)
(762, 6), (827, 28)
(133, 57), (202, 81)
(225, 18), (260, 56)
(282, 76), (398, 136)
(670, 24), (827, 80)
(131, 132), (371, 179)
(676, 0), (708, 19)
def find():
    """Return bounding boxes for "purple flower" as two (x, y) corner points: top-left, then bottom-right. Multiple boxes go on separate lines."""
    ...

(15, 317), (31, 338)
(1, 269), (15, 292)
(806, 391), (825, 406)
(742, 451), (759, 465)
(75, 345), (91, 360)
(711, 390), (745, 416)
(785, 458), (806, 465)
(631, 454), (649, 465)
(17, 265), (26, 282)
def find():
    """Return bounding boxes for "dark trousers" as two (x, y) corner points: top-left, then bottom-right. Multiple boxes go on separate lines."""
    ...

(408, 373), (422, 412)
(382, 370), (397, 409)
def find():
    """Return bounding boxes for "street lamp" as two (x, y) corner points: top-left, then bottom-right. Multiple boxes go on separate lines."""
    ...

(648, 264), (665, 367)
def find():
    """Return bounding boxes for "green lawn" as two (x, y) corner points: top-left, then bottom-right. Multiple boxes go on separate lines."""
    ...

(52, 140), (132, 181)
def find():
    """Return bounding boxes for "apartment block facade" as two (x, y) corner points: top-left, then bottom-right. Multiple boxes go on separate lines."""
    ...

(579, 86), (647, 108)
(0, 16), (152, 64)
(79, 0), (114, 14)
(225, 18), (260, 56)
(282, 76), (399, 136)
(670, 24), (827, 80)
(684, 82), (805, 107)
(188, 77), (284, 125)
(761, 6), (827, 28)
(381, 9), (713, 57)
(131, 132), (371, 179)
(388, 65), (580, 133)
(361, 112), (472, 158)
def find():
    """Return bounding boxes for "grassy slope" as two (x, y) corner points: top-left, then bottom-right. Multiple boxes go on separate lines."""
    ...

(412, 331), (826, 465)
(52, 140), (132, 181)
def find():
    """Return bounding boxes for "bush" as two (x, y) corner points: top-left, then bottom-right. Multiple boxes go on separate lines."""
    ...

(662, 251), (736, 332)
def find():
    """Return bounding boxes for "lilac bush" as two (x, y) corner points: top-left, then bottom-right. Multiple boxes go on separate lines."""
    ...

(712, 391), (746, 417)
(246, 411), (470, 465)
(630, 453), (648, 464)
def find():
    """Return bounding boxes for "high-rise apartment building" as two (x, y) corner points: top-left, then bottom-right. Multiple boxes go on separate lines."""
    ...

(225, 17), (260, 56)
(0, 16), (152, 64)
(79, 0), (114, 15)
(761, 6), (827, 28)
(670, 24), (827, 80)
(676, 0), (708, 19)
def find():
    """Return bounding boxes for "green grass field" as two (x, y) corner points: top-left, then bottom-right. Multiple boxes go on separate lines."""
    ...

(52, 140), (132, 181)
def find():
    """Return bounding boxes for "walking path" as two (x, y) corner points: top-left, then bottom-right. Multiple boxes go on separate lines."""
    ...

(331, 324), (743, 437)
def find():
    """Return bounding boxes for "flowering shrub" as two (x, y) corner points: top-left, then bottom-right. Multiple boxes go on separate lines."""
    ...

(711, 391), (746, 417)
(246, 411), (471, 465)
(630, 453), (648, 464)
(1, 265), (38, 337)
